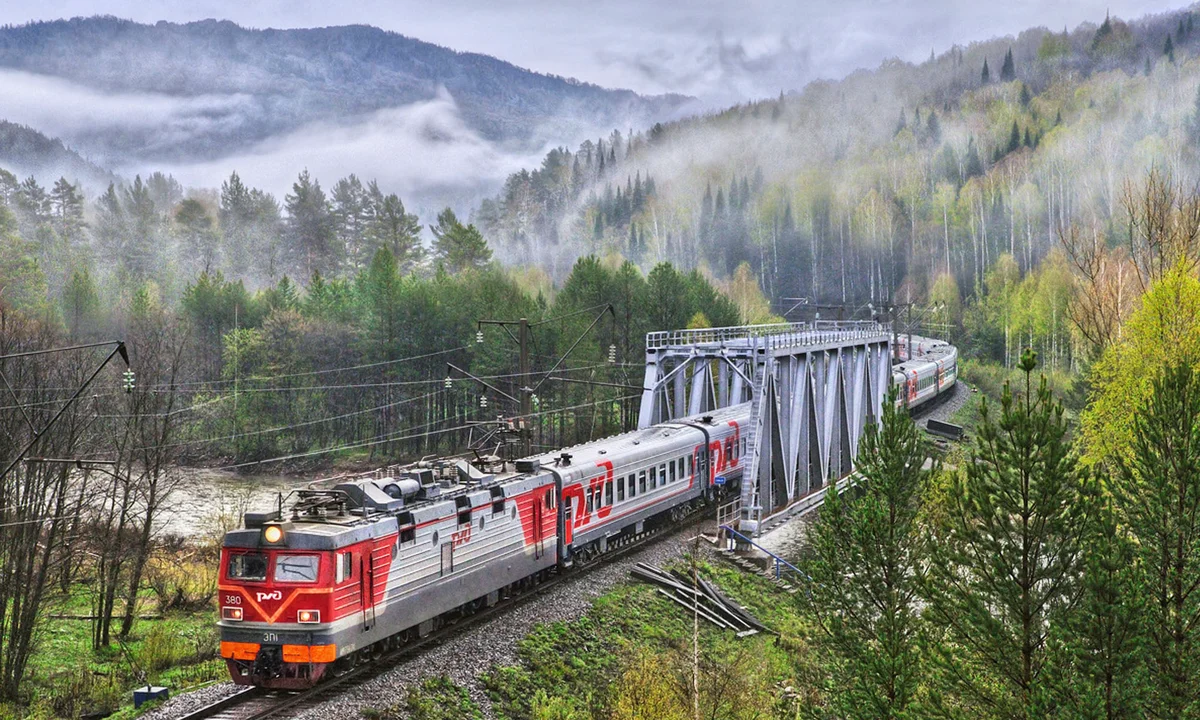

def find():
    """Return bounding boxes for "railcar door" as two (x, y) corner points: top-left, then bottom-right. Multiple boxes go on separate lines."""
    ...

(360, 554), (376, 631)
(532, 493), (545, 559)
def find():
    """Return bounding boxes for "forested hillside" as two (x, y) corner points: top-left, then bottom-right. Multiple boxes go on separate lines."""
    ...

(476, 7), (1200, 369)
(0, 121), (114, 188)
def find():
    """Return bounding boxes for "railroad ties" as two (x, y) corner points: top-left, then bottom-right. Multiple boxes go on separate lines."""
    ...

(630, 562), (769, 637)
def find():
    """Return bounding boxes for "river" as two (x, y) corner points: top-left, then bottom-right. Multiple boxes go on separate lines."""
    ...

(159, 468), (314, 539)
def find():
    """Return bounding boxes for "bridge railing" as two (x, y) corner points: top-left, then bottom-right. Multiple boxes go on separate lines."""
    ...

(719, 524), (810, 586)
(646, 320), (889, 351)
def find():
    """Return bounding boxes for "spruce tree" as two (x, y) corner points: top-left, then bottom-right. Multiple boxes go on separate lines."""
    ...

(1019, 83), (1032, 107)
(1007, 120), (1022, 153)
(1117, 359), (1200, 718)
(1165, 34), (1176, 63)
(1000, 47), (1016, 81)
(805, 387), (931, 719)
(964, 137), (984, 179)
(926, 109), (941, 143)
(982, 58), (991, 83)
(1047, 493), (1146, 719)
(923, 350), (1087, 717)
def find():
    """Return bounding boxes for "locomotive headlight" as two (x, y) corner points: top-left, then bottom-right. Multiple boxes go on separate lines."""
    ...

(222, 607), (244, 621)
(297, 610), (320, 624)
(263, 525), (284, 544)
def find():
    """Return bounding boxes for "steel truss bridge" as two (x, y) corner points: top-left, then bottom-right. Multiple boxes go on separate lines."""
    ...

(638, 321), (893, 535)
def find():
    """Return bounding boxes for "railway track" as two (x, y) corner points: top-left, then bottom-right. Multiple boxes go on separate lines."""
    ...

(175, 506), (710, 720)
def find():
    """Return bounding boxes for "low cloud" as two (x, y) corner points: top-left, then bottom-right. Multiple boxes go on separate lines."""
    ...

(0, 68), (257, 162)
(152, 90), (550, 216)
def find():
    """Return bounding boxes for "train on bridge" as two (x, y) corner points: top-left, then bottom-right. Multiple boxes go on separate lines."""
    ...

(217, 336), (956, 688)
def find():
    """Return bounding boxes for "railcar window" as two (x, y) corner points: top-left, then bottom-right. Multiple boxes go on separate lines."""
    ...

(628, 474), (636, 498)
(605, 480), (613, 506)
(399, 526), (416, 544)
(275, 554), (319, 583)
(687, 456), (693, 476)
(669, 461), (677, 483)
(617, 477), (625, 502)
(725, 438), (733, 461)
(659, 464), (667, 486)
(586, 491), (594, 514)
(544, 490), (554, 509)
(336, 551), (353, 583)
(227, 553), (267, 581)
(639, 470), (647, 494)
(677, 458), (684, 479)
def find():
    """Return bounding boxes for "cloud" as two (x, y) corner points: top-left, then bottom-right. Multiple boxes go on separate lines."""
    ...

(151, 89), (549, 215)
(0, 68), (257, 159)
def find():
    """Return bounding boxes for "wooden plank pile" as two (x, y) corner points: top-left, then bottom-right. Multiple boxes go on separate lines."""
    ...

(630, 562), (770, 637)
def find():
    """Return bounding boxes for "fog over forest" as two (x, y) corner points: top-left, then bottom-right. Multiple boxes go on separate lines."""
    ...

(5, 2), (1200, 718)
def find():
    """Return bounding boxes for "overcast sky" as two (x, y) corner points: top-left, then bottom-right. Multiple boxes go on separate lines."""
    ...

(0, 0), (1186, 104)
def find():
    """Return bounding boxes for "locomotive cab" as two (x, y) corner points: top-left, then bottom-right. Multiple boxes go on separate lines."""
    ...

(219, 520), (348, 689)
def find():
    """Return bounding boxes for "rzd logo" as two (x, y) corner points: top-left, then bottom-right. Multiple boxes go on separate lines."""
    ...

(256, 590), (282, 602)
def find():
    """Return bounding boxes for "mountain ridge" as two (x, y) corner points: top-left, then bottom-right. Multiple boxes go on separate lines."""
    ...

(0, 16), (692, 168)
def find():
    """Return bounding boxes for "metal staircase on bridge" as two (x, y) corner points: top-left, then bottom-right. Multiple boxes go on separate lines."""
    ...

(638, 321), (892, 536)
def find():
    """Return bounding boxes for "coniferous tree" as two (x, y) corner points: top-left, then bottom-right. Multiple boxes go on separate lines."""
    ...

(1007, 120), (1022, 154)
(805, 387), (932, 719)
(982, 58), (991, 83)
(1165, 34), (1176, 63)
(48, 177), (85, 247)
(1019, 83), (1032, 107)
(283, 169), (338, 279)
(926, 109), (941, 143)
(1000, 47), (1016, 81)
(1117, 359), (1200, 718)
(1046, 493), (1147, 719)
(430, 208), (491, 272)
(924, 350), (1088, 718)
(895, 107), (908, 135)
(964, 137), (984, 179)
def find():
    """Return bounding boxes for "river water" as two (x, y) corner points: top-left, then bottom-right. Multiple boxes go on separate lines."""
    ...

(158, 468), (314, 539)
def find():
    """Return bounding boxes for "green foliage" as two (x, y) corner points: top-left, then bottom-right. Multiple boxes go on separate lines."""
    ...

(431, 208), (492, 273)
(1115, 360), (1200, 717)
(924, 351), (1089, 717)
(1081, 262), (1200, 466)
(804, 387), (932, 719)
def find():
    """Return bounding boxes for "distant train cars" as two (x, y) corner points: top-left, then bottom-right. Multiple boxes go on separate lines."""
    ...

(219, 338), (955, 689)
(893, 335), (958, 410)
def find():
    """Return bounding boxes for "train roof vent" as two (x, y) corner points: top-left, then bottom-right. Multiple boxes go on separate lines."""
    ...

(333, 480), (404, 513)
(701, 415), (714, 424)
(243, 510), (280, 529)
(515, 458), (540, 474)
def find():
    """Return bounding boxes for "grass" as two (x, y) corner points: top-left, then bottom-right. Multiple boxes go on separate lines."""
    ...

(2, 570), (221, 719)
(365, 552), (820, 720)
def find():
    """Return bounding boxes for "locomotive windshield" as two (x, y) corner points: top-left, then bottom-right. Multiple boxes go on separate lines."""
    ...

(227, 553), (267, 581)
(274, 555), (319, 583)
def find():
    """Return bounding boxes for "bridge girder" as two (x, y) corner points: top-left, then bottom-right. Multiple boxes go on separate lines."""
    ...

(638, 321), (892, 535)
